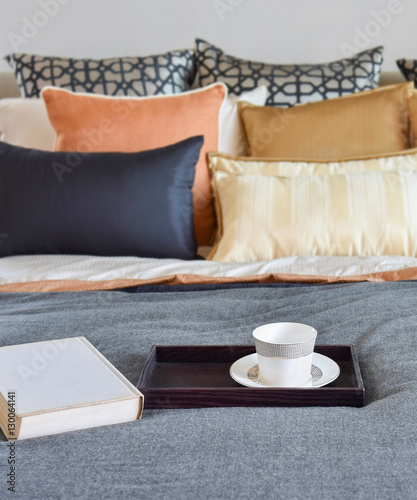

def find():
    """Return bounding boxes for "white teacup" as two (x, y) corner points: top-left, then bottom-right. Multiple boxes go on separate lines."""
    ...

(253, 322), (317, 387)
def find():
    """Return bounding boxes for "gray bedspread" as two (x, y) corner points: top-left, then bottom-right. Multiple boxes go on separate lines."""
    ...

(0, 282), (416, 500)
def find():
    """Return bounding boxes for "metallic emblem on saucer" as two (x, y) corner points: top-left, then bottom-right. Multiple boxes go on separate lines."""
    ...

(247, 364), (323, 384)
(310, 364), (323, 382)
(247, 365), (260, 382)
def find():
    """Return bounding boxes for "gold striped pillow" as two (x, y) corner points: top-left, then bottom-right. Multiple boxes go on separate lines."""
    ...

(208, 155), (417, 262)
(209, 149), (417, 178)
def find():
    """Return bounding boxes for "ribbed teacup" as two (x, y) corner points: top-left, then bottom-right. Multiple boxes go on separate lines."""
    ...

(253, 322), (317, 387)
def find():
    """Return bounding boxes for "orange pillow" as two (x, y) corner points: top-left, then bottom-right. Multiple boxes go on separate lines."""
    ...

(41, 83), (227, 246)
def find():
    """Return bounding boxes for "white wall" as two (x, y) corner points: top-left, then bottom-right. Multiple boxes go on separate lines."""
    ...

(0, 0), (416, 73)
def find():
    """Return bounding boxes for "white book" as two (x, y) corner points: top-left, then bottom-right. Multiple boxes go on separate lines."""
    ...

(0, 337), (143, 440)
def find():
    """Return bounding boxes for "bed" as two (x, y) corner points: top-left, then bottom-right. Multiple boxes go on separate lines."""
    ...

(1, 41), (417, 500)
(1, 280), (417, 499)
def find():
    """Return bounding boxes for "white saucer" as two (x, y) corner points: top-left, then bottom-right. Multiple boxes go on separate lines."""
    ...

(230, 352), (340, 388)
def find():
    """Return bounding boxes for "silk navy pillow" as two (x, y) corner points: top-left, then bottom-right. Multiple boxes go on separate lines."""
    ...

(0, 136), (203, 259)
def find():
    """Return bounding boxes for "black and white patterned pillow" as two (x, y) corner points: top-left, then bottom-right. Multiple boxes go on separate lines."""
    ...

(195, 39), (384, 107)
(5, 50), (196, 98)
(397, 59), (417, 87)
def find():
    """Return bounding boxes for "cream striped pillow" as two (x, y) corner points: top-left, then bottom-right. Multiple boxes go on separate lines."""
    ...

(208, 154), (417, 262)
(209, 149), (417, 178)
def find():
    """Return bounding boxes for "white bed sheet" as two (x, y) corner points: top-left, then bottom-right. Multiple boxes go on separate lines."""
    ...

(1, 253), (417, 285)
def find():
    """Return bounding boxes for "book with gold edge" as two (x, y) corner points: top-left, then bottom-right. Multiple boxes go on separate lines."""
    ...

(0, 337), (143, 440)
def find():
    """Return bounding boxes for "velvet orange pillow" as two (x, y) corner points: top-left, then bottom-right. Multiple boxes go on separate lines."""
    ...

(41, 83), (227, 246)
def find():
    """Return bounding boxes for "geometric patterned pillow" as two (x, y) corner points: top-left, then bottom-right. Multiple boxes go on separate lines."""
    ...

(195, 39), (384, 107)
(397, 59), (417, 87)
(5, 50), (196, 98)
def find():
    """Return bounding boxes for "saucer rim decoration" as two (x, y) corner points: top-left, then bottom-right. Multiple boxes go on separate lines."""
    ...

(229, 352), (340, 389)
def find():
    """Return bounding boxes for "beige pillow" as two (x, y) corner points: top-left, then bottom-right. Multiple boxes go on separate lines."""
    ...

(219, 86), (268, 155)
(0, 98), (55, 150)
(238, 82), (413, 160)
(209, 149), (417, 177)
(208, 152), (417, 262)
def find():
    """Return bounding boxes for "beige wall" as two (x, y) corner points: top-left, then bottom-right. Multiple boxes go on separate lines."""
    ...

(0, 0), (415, 74)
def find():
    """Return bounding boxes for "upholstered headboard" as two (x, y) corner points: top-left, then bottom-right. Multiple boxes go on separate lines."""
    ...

(0, 72), (19, 99)
(0, 70), (405, 101)
(378, 71), (405, 86)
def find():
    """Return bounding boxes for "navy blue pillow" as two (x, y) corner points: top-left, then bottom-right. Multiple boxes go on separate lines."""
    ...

(0, 136), (203, 259)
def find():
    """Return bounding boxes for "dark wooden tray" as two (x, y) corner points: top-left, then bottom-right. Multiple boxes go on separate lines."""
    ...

(137, 345), (364, 408)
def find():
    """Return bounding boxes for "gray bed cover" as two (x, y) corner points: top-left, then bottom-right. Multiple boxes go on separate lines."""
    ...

(0, 282), (416, 499)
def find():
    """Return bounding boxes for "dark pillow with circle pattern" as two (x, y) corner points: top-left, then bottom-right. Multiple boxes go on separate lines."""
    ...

(0, 136), (203, 259)
(195, 39), (384, 107)
(5, 49), (196, 98)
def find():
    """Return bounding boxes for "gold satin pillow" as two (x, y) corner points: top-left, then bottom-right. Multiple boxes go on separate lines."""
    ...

(208, 153), (417, 262)
(238, 82), (413, 160)
(406, 88), (417, 143)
